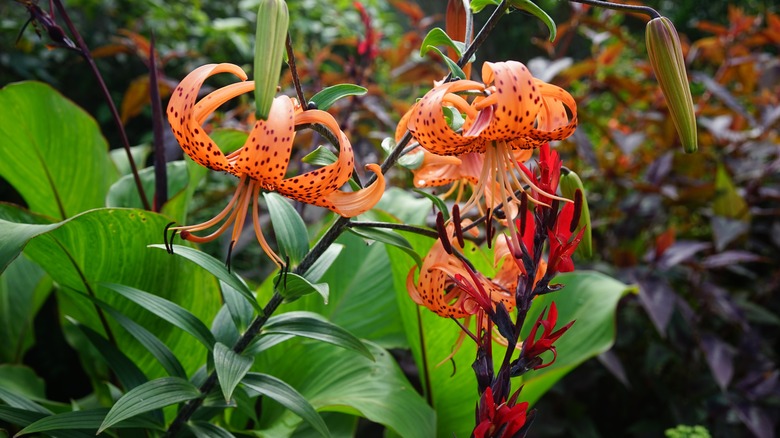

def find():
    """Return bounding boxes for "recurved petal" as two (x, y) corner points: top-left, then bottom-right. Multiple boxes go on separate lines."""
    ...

(168, 63), (248, 172)
(325, 163), (386, 217)
(480, 61), (541, 141)
(526, 79), (578, 144)
(407, 80), (485, 156)
(232, 95), (295, 185)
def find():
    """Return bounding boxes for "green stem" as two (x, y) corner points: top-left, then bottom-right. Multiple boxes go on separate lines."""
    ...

(347, 221), (439, 239)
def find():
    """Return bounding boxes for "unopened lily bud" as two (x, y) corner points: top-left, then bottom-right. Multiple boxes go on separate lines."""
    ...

(646, 16), (698, 153)
(254, 0), (289, 120)
(559, 170), (592, 257)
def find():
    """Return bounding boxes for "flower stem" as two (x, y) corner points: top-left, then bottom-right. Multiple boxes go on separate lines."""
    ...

(347, 221), (439, 239)
(567, 0), (660, 19)
(51, 0), (151, 211)
(149, 32), (168, 212)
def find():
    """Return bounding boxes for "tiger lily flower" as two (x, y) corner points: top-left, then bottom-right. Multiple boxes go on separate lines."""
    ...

(398, 61), (577, 222)
(167, 63), (385, 266)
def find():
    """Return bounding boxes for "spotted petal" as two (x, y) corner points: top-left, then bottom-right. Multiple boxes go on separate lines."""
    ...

(168, 63), (249, 172)
(480, 61), (542, 141)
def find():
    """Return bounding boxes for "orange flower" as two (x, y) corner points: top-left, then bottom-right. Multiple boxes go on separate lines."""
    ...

(167, 63), (385, 266)
(398, 61), (577, 218)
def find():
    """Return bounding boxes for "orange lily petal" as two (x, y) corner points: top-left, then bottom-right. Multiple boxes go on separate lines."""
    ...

(168, 63), (247, 172)
(480, 61), (541, 141)
(325, 163), (386, 217)
(232, 95), (296, 185)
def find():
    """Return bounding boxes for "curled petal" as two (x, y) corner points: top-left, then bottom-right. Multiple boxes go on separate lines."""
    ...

(167, 63), (248, 172)
(325, 163), (386, 217)
(411, 151), (483, 188)
(407, 80), (486, 155)
(523, 80), (578, 146)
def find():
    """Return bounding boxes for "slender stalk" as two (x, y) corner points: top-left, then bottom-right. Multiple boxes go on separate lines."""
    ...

(286, 32), (307, 108)
(51, 0), (151, 211)
(149, 33), (168, 212)
(163, 2), (510, 433)
(566, 0), (660, 19)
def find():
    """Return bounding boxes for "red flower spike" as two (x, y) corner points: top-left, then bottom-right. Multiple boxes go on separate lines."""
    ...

(547, 202), (585, 273)
(473, 387), (530, 438)
(522, 302), (574, 370)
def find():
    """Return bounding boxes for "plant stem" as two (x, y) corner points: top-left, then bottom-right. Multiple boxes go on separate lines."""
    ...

(149, 32), (168, 212)
(51, 0), (151, 211)
(286, 32), (307, 108)
(567, 0), (660, 19)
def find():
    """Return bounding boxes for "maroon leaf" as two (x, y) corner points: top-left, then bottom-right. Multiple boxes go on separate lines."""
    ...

(701, 333), (735, 391)
(701, 250), (763, 269)
(657, 241), (710, 269)
(597, 350), (630, 388)
(733, 403), (776, 438)
(711, 216), (749, 252)
(636, 274), (677, 337)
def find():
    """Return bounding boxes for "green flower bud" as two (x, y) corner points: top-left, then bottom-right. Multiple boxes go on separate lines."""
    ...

(646, 16), (698, 153)
(559, 169), (592, 257)
(254, 0), (289, 120)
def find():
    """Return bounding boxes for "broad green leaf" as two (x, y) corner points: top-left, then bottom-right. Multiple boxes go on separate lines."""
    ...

(150, 244), (260, 312)
(214, 342), (254, 402)
(16, 408), (162, 435)
(413, 189), (450, 220)
(68, 318), (149, 390)
(0, 406), (95, 438)
(98, 377), (201, 433)
(509, 0), (557, 41)
(0, 81), (119, 219)
(0, 255), (51, 362)
(242, 372), (331, 438)
(263, 311), (373, 360)
(517, 271), (630, 405)
(302, 145), (338, 167)
(347, 225), (422, 267)
(0, 219), (58, 272)
(96, 300), (188, 379)
(264, 192), (309, 266)
(0, 365), (45, 401)
(275, 272), (329, 304)
(102, 283), (216, 351)
(220, 279), (256, 333)
(15, 208), (220, 380)
(253, 341), (434, 438)
(309, 84), (367, 110)
(106, 161), (191, 223)
(109, 144), (151, 176)
(381, 137), (423, 169)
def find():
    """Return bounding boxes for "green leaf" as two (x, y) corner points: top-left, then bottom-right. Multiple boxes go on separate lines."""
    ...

(0, 405), (46, 428)
(253, 341), (434, 438)
(263, 311), (373, 360)
(95, 300), (188, 379)
(68, 318), (149, 390)
(413, 189), (449, 220)
(471, 0), (501, 13)
(0, 256), (52, 362)
(0, 219), (58, 273)
(302, 145), (339, 167)
(0, 365), (45, 401)
(109, 144), (151, 176)
(98, 377), (201, 433)
(188, 422), (237, 438)
(714, 164), (750, 221)
(150, 244), (260, 312)
(264, 192), (309, 266)
(381, 137), (423, 170)
(106, 161), (191, 223)
(518, 271), (631, 405)
(347, 225), (422, 267)
(509, 0), (557, 41)
(102, 282), (216, 351)
(214, 342), (254, 402)
(559, 169), (593, 257)
(0, 387), (50, 414)
(420, 27), (462, 59)
(275, 272), (329, 304)
(15, 208), (220, 382)
(220, 279), (256, 333)
(303, 243), (343, 283)
(309, 84), (367, 110)
(242, 372), (331, 438)
(0, 81), (118, 220)
(16, 408), (162, 435)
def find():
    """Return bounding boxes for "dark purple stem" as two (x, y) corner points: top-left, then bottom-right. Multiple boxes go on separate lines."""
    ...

(149, 32), (168, 211)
